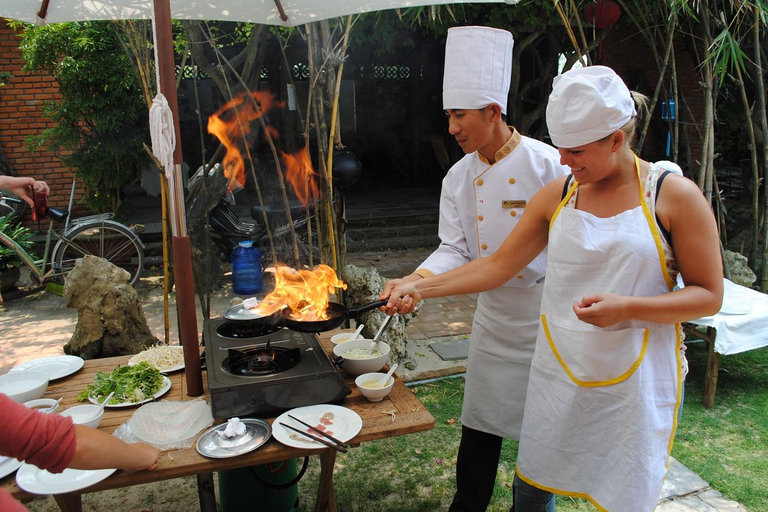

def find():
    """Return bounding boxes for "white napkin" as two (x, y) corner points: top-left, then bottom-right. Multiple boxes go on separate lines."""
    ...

(219, 417), (246, 438)
(242, 298), (260, 310)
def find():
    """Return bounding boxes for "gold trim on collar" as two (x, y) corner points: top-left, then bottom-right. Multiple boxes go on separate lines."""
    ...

(478, 128), (522, 165)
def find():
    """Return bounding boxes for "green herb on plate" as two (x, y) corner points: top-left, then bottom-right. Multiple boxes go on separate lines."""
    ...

(77, 362), (164, 404)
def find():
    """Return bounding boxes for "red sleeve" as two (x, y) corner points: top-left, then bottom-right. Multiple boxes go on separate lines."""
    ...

(0, 394), (77, 473)
(0, 489), (30, 512)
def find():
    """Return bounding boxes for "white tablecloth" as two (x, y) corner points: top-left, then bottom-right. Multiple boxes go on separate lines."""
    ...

(686, 278), (768, 355)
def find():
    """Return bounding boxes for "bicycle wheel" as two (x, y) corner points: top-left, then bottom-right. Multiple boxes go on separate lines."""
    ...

(53, 220), (144, 287)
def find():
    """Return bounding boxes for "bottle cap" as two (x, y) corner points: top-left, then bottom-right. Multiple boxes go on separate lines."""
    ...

(238, 241), (254, 248)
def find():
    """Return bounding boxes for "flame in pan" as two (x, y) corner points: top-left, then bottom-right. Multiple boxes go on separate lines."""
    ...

(256, 264), (346, 321)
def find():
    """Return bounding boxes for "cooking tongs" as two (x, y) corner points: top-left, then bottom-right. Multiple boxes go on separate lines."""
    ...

(279, 414), (350, 452)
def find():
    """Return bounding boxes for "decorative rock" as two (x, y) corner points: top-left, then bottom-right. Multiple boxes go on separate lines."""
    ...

(342, 264), (419, 366)
(63, 255), (159, 359)
(724, 250), (756, 287)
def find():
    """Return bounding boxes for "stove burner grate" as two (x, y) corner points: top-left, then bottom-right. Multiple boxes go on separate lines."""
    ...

(223, 346), (301, 376)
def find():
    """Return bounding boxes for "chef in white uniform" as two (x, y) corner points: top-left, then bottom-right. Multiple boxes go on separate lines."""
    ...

(382, 65), (723, 512)
(381, 26), (568, 512)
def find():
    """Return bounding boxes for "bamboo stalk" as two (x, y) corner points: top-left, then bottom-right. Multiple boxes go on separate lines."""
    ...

(143, 143), (171, 344)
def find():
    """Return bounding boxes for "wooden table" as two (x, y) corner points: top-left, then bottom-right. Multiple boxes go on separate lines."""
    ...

(1, 338), (435, 512)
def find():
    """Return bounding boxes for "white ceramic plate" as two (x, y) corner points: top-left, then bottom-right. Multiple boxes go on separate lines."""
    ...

(9, 356), (84, 381)
(128, 346), (185, 373)
(272, 404), (362, 450)
(87, 376), (171, 408)
(16, 463), (115, 495)
(0, 456), (22, 480)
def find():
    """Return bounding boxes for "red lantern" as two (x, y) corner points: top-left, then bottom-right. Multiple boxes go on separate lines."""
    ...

(584, 0), (621, 29)
(584, 0), (621, 61)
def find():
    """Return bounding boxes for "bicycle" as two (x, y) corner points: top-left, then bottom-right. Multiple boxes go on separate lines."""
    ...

(0, 196), (145, 298)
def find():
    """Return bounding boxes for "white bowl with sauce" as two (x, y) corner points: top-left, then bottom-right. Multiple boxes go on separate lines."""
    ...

(355, 372), (395, 402)
(24, 398), (61, 413)
(331, 330), (361, 346)
(332, 339), (390, 376)
(60, 404), (104, 429)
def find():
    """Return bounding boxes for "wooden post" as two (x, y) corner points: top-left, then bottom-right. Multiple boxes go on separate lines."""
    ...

(153, 0), (202, 396)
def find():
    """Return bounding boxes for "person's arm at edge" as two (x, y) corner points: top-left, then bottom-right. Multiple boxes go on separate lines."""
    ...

(381, 179), (562, 312)
(69, 425), (159, 472)
(0, 176), (50, 207)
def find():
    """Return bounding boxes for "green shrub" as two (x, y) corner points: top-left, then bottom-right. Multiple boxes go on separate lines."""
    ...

(0, 215), (36, 271)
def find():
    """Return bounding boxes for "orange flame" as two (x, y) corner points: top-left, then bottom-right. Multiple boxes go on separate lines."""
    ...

(282, 146), (320, 205)
(256, 264), (347, 321)
(207, 90), (284, 190)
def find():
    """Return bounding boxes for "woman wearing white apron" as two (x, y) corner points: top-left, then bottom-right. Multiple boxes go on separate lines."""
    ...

(381, 66), (723, 512)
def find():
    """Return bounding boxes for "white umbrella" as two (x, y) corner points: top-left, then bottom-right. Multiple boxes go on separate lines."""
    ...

(9, 0), (517, 26)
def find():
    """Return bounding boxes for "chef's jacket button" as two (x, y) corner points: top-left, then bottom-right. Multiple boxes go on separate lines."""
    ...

(517, 275), (524, 279)
(481, 243), (488, 250)
(478, 215), (484, 221)
(477, 179), (484, 186)
(509, 178), (516, 184)
(510, 211), (517, 217)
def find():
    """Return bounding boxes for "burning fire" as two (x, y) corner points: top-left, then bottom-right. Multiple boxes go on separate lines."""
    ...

(207, 90), (319, 206)
(256, 264), (347, 321)
(282, 147), (320, 205)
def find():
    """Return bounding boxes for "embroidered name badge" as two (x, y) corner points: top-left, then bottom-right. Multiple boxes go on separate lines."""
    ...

(502, 200), (526, 209)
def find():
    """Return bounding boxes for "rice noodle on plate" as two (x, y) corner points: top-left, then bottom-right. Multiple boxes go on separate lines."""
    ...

(129, 345), (185, 373)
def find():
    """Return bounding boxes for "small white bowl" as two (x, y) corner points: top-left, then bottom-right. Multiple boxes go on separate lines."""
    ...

(332, 339), (390, 377)
(0, 370), (49, 403)
(60, 404), (104, 429)
(355, 372), (395, 402)
(331, 331), (362, 346)
(24, 398), (60, 413)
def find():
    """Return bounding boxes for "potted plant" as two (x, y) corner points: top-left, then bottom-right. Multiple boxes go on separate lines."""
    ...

(0, 214), (36, 291)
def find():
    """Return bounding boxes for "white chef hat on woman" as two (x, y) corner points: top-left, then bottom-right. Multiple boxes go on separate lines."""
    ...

(443, 26), (514, 115)
(546, 65), (636, 148)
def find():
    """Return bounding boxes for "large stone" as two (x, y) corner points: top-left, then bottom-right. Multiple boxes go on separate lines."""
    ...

(724, 250), (756, 287)
(63, 255), (159, 359)
(341, 264), (420, 366)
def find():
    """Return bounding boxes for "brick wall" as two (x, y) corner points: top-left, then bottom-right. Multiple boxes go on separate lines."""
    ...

(0, 20), (89, 228)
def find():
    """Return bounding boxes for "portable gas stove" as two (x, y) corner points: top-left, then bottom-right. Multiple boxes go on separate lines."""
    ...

(204, 318), (351, 419)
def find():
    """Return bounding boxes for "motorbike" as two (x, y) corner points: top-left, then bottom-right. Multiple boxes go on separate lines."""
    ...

(209, 193), (319, 266)
(193, 163), (319, 268)
(201, 150), (362, 268)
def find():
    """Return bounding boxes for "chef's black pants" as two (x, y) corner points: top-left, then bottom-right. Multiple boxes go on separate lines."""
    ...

(448, 425), (503, 512)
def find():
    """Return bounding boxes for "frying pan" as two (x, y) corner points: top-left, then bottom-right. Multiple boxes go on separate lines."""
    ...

(223, 303), (282, 335)
(280, 299), (388, 333)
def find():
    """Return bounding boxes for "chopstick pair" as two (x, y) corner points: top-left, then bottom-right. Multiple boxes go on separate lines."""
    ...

(279, 422), (348, 452)
(280, 413), (350, 452)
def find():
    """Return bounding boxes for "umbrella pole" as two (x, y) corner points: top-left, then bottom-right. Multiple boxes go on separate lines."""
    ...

(153, 0), (203, 397)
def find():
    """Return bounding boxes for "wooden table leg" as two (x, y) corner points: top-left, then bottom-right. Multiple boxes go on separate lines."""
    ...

(703, 331), (720, 408)
(314, 449), (338, 512)
(197, 472), (217, 512)
(682, 324), (720, 408)
(53, 493), (82, 512)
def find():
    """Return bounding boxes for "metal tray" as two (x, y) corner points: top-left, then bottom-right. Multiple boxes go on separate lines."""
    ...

(196, 419), (272, 459)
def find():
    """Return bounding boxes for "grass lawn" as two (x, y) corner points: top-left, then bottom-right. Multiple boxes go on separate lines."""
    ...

(296, 340), (768, 512)
(673, 340), (768, 512)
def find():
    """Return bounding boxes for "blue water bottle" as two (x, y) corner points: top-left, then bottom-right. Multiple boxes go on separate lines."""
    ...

(231, 241), (263, 295)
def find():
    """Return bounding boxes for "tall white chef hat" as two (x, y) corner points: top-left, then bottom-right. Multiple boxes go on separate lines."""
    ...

(443, 26), (514, 115)
(546, 65), (636, 148)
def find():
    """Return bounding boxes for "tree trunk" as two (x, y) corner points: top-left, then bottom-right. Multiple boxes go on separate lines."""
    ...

(755, 7), (768, 290)
(696, 1), (716, 206)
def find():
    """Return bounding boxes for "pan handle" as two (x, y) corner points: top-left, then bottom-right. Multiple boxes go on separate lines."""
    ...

(346, 299), (388, 317)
